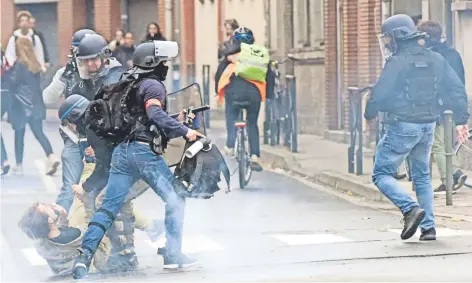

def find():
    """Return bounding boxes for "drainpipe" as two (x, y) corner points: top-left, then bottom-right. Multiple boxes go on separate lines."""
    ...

(165, 0), (173, 92)
(336, 0), (343, 129)
(444, 0), (453, 44)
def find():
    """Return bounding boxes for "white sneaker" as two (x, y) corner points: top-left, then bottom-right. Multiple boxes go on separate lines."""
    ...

(13, 165), (23, 175)
(46, 155), (60, 175)
(224, 146), (235, 157)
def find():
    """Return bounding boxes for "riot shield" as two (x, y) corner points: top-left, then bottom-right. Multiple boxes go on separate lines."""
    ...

(163, 83), (207, 167)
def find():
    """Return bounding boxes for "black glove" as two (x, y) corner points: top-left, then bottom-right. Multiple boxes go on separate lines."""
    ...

(60, 59), (77, 82)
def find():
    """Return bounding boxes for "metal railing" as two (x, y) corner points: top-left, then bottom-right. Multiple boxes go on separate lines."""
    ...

(264, 75), (298, 153)
(202, 64), (211, 129)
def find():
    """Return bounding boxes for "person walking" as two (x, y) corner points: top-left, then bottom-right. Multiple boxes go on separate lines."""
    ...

(142, 22), (166, 43)
(6, 38), (59, 175)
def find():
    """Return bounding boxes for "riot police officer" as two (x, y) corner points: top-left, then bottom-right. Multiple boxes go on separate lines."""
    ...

(72, 40), (201, 279)
(365, 14), (469, 241)
(44, 32), (123, 213)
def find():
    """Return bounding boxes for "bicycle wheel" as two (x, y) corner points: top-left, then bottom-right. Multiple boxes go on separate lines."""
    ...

(454, 129), (472, 188)
(237, 128), (252, 189)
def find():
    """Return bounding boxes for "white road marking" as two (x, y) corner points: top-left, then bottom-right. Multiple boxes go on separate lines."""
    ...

(21, 248), (48, 266)
(388, 228), (472, 238)
(35, 160), (57, 193)
(136, 231), (224, 254)
(271, 234), (353, 246)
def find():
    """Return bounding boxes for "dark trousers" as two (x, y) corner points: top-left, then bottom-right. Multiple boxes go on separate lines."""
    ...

(14, 118), (53, 164)
(224, 91), (261, 157)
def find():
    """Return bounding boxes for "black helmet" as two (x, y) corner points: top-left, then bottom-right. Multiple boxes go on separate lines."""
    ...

(381, 14), (420, 41)
(58, 94), (90, 122)
(72, 29), (96, 47)
(233, 27), (254, 44)
(132, 40), (179, 74)
(76, 34), (111, 79)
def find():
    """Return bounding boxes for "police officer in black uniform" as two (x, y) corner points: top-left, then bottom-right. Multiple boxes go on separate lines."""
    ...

(72, 40), (201, 279)
(44, 32), (123, 213)
(365, 14), (469, 242)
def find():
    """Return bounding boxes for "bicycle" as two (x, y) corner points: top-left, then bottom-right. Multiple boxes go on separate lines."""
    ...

(265, 54), (298, 151)
(453, 128), (472, 188)
(234, 105), (252, 189)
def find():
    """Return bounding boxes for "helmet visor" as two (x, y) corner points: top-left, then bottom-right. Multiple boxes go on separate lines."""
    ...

(153, 40), (179, 61)
(377, 33), (395, 61)
(76, 54), (106, 80)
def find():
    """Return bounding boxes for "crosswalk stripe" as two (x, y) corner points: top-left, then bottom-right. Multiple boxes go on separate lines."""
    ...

(271, 234), (353, 245)
(388, 228), (472, 238)
(21, 248), (48, 266)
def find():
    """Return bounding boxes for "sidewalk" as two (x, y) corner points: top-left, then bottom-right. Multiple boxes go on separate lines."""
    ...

(256, 133), (472, 223)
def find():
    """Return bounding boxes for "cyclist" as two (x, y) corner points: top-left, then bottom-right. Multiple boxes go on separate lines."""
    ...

(215, 27), (276, 172)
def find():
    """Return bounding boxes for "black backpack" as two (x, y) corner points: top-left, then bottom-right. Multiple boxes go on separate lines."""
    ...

(84, 76), (141, 144)
(174, 141), (231, 199)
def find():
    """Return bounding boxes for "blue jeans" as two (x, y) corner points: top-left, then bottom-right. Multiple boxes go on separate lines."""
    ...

(56, 139), (83, 212)
(372, 121), (436, 231)
(81, 142), (185, 258)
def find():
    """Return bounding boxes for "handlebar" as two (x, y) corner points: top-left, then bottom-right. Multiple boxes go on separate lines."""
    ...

(347, 85), (374, 94)
(169, 105), (211, 119)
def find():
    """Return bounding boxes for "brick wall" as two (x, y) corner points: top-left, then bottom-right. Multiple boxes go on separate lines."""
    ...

(1, 0), (16, 47)
(324, 0), (338, 129)
(58, 0), (86, 65)
(180, 0), (196, 85)
(94, 0), (121, 40)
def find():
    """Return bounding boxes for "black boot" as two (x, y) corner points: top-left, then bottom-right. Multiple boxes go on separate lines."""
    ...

(401, 206), (425, 240)
(72, 249), (92, 279)
(419, 227), (436, 241)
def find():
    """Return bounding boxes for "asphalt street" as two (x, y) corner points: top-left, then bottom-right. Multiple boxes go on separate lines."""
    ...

(1, 120), (472, 282)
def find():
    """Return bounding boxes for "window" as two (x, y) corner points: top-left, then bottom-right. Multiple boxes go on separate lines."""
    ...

(293, 0), (324, 49)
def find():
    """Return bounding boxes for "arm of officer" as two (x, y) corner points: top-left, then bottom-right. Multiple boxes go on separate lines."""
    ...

(140, 80), (190, 139)
(81, 131), (112, 192)
(441, 60), (470, 125)
(215, 59), (230, 94)
(364, 58), (399, 120)
(43, 67), (66, 106)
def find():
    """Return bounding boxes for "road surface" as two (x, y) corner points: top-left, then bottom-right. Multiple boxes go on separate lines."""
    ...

(1, 120), (472, 282)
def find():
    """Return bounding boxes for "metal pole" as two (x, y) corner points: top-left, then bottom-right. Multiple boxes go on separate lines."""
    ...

(444, 110), (453, 206)
(356, 94), (363, 175)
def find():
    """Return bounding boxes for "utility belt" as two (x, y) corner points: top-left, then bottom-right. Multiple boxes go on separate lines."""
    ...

(131, 126), (168, 156)
(383, 113), (438, 125)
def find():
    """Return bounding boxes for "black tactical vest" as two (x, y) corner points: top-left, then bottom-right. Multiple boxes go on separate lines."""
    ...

(390, 50), (439, 123)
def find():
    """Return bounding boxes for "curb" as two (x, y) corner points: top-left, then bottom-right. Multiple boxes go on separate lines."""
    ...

(259, 147), (386, 202)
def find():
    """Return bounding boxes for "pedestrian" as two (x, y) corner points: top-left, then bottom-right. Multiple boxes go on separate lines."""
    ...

(365, 14), (469, 241)
(29, 16), (50, 69)
(72, 40), (201, 279)
(142, 22), (166, 42)
(115, 32), (136, 68)
(417, 21), (468, 193)
(1, 48), (12, 175)
(43, 31), (122, 213)
(108, 29), (124, 56)
(4, 10), (45, 71)
(215, 27), (275, 171)
(6, 38), (59, 175)
(218, 18), (239, 61)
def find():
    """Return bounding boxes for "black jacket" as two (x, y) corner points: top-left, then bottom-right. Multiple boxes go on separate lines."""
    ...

(81, 128), (113, 192)
(33, 29), (50, 63)
(214, 43), (275, 100)
(6, 62), (46, 129)
(431, 42), (465, 84)
(365, 41), (469, 125)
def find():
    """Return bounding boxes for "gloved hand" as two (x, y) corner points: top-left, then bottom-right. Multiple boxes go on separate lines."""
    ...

(60, 59), (77, 82)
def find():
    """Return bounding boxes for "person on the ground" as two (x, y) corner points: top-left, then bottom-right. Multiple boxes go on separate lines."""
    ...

(215, 27), (275, 172)
(6, 38), (59, 175)
(417, 21), (468, 193)
(218, 18), (239, 61)
(4, 11), (45, 70)
(365, 14), (469, 242)
(29, 16), (50, 68)
(59, 94), (163, 271)
(108, 29), (124, 56)
(72, 40), (201, 279)
(115, 32), (136, 69)
(142, 22), (166, 43)
(43, 31), (122, 213)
